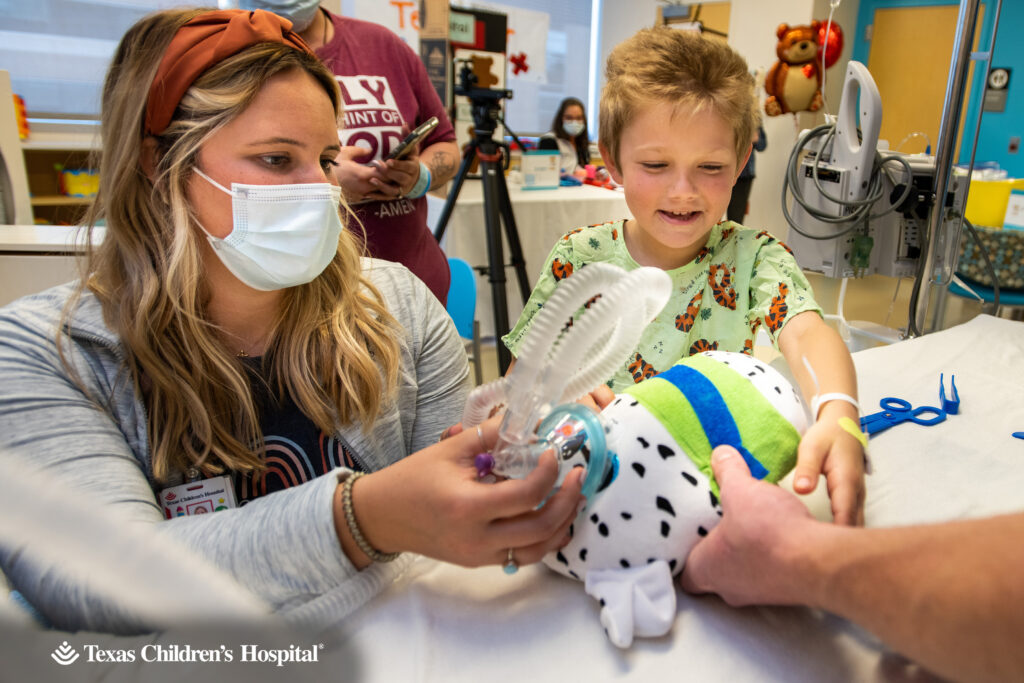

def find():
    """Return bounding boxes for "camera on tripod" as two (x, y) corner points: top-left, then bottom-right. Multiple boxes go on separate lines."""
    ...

(454, 58), (513, 135)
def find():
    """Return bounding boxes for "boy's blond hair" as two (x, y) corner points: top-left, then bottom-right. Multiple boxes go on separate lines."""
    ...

(600, 27), (758, 168)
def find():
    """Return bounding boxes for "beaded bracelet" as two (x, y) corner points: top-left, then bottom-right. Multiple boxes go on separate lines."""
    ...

(404, 162), (432, 199)
(341, 472), (399, 563)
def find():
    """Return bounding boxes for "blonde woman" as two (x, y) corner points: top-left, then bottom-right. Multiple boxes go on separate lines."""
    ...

(0, 8), (584, 633)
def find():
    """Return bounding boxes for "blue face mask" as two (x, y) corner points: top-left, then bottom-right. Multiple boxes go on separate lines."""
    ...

(234, 0), (321, 32)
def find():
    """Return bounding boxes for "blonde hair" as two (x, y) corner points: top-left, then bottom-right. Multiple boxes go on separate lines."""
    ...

(600, 27), (758, 168)
(67, 8), (400, 481)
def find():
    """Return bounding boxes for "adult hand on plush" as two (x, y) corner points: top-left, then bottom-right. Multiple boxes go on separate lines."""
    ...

(338, 415), (586, 569)
(680, 444), (821, 607)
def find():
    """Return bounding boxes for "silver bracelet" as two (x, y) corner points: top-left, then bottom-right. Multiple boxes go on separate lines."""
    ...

(341, 472), (400, 563)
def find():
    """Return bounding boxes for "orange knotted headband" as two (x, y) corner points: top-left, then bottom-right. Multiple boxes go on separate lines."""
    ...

(145, 9), (315, 135)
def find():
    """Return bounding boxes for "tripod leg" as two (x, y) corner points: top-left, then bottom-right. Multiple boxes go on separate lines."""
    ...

(495, 170), (532, 304)
(478, 158), (513, 374)
(433, 145), (476, 243)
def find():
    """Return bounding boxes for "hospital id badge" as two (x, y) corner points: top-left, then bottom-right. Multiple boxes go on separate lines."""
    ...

(160, 476), (237, 518)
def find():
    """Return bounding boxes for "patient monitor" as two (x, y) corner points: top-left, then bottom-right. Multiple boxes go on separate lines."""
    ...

(784, 62), (966, 281)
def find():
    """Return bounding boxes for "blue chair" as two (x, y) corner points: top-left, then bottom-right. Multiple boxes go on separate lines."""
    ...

(446, 257), (484, 386)
(946, 225), (1024, 320)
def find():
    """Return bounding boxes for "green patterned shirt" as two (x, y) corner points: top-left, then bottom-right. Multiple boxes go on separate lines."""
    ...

(502, 220), (822, 391)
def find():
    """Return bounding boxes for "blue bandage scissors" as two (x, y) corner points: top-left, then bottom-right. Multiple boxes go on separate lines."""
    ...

(859, 398), (947, 436)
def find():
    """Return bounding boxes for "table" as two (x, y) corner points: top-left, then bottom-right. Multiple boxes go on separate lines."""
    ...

(317, 314), (1024, 682)
(428, 179), (631, 339)
(0, 225), (99, 307)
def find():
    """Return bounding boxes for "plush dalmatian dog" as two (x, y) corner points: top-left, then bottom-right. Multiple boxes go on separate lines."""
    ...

(542, 351), (808, 647)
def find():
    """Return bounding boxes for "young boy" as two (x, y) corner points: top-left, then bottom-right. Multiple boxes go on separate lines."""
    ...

(503, 28), (865, 525)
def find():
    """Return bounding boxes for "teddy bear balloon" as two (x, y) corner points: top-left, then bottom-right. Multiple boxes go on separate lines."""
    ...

(543, 351), (808, 648)
(764, 20), (843, 116)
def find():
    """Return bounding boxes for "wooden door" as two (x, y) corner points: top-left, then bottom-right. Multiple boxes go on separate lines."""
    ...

(867, 5), (982, 154)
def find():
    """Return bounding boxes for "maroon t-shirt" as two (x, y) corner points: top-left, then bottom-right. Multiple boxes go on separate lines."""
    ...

(317, 12), (455, 304)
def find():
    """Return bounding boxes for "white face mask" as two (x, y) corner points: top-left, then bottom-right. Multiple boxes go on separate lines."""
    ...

(194, 168), (343, 291)
(235, 0), (321, 32)
(563, 120), (585, 137)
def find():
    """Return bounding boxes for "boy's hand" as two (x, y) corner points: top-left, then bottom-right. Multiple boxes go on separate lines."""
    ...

(791, 401), (866, 526)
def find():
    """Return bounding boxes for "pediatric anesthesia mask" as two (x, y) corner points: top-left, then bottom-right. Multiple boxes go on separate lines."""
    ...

(461, 264), (672, 501)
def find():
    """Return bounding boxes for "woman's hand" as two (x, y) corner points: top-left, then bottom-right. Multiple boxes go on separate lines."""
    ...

(329, 146), (421, 203)
(337, 415), (585, 569)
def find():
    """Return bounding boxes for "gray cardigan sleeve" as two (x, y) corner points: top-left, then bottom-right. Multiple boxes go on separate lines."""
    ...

(0, 262), (470, 633)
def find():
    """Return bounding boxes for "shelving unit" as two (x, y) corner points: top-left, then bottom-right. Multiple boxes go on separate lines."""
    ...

(0, 69), (100, 226)
(20, 126), (99, 226)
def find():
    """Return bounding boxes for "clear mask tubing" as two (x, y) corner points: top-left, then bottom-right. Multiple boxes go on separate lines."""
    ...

(462, 263), (672, 500)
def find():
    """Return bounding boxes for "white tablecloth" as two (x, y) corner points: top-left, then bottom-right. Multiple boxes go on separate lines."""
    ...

(429, 179), (631, 339)
(324, 314), (1024, 682)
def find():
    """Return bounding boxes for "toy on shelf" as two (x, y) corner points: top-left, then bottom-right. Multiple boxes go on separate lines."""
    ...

(764, 20), (843, 116)
(13, 94), (29, 140)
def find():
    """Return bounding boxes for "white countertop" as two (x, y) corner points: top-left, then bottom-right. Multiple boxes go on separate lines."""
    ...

(0, 225), (102, 253)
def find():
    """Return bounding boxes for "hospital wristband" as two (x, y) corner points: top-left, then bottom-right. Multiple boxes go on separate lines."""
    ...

(404, 162), (432, 199)
(341, 472), (399, 563)
(811, 392), (860, 420)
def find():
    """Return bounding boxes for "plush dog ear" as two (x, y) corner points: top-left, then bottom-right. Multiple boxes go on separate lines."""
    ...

(776, 23), (790, 40)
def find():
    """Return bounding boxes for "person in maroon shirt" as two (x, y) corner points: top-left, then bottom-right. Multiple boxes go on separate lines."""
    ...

(238, 1), (459, 304)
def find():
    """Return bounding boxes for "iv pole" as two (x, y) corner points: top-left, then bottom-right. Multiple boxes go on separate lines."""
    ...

(909, 0), (1002, 336)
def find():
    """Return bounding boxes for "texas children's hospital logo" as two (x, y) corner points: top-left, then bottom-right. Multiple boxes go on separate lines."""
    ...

(50, 640), (322, 667)
(51, 641), (79, 665)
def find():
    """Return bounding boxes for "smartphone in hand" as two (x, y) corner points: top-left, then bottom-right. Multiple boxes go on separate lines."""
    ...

(384, 116), (439, 161)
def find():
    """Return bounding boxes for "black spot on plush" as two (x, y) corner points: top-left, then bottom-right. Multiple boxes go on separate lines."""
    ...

(598, 523), (609, 537)
(632, 462), (646, 477)
(590, 513), (600, 524)
(657, 444), (675, 459)
(660, 521), (671, 538)
(709, 490), (719, 507)
(656, 496), (676, 517)
(556, 550), (568, 565)
(629, 400), (638, 407)
(619, 559), (630, 569)
(681, 471), (698, 486)
(568, 523), (574, 538)
(669, 559), (678, 572)
(637, 436), (649, 448)
(697, 526), (708, 536)
(620, 511), (632, 520)
(569, 570), (580, 580)
(598, 465), (615, 492)
(579, 548), (588, 562)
